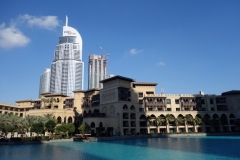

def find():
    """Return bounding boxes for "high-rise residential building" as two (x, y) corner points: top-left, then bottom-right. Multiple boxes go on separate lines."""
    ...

(50, 16), (84, 96)
(88, 54), (107, 89)
(39, 68), (51, 97)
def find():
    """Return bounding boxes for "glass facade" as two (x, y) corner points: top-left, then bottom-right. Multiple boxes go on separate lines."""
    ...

(88, 55), (107, 89)
(50, 20), (84, 96)
(39, 68), (51, 97)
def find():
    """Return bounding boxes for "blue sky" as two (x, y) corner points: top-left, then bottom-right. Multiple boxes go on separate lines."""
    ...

(0, 0), (240, 104)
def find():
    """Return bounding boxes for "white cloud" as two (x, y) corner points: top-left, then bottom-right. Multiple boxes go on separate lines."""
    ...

(19, 14), (60, 30)
(129, 48), (143, 55)
(157, 61), (165, 66)
(0, 23), (30, 49)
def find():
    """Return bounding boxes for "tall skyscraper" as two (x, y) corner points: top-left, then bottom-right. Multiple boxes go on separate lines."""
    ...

(50, 16), (84, 96)
(88, 54), (107, 89)
(39, 68), (51, 97)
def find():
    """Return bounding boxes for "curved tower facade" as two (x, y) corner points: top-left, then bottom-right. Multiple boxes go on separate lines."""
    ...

(50, 16), (84, 96)
(39, 68), (51, 97)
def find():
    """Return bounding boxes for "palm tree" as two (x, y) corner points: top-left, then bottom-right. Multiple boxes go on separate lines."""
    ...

(41, 98), (47, 108)
(184, 114), (194, 133)
(7, 114), (23, 137)
(73, 107), (83, 133)
(0, 114), (10, 137)
(156, 116), (165, 126)
(49, 97), (56, 109)
(24, 115), (38, 133)
(175, 116), (184, 126)
(194, 116), (202, 125)
(165, 114), (174, 133)
(174, 116), (184, 133)
(43, 113), (54, 121)
(146, 115), (153, 126)
(165, 114), (174, 125)
(78, 123), (90, 138)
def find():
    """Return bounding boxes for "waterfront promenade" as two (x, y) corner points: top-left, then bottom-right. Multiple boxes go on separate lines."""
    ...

(1, 132), (240, 144)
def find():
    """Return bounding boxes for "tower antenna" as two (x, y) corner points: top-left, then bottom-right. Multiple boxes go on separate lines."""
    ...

(66, 15), (68, 26)
(100, 47), (110, 78)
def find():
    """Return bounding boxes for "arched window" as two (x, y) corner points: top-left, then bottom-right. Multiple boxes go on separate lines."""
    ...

(102, 106), (107, 113)
(68, 117), (72, 123)
(130, 105), (135, 110)
(57, 117), (62, 124)
(195, 114), (202, 119)
(229, 114), (236, 118)
(139, 115), (146, 119)
(91, 122), (95, 128)
(150, 114), (156, 119)
(213, 114), (219, 119)
(123, 104), (128, 110)
(220, 114), (228, 125)
(110, 105), (115, 113)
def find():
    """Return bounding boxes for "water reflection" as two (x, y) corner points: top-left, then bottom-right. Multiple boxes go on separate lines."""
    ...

(0, 136), (240, 160)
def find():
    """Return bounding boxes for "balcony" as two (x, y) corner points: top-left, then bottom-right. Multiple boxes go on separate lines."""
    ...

(145, 102), (166, 106)
(83, 113), (105, 118)
(181, 102), (196, 105)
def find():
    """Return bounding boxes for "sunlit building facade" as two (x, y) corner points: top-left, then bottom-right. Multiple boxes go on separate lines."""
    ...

(88, 54), (107, 89)
(50, 16), (84, 96)
(1, 76), (240, 137)
(39, 68), (51, 97)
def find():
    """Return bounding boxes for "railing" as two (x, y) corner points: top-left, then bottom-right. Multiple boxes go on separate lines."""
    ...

(145, 94), (196, 97)
(83, 113), (105, 118)
(181, 102), (196, 105)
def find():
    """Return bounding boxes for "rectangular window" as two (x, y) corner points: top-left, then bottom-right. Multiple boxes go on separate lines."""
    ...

(158, 108), (162, 111)
(217, 105), (228, 111)
(175, 99), (179, 104)
(202, 108), (206, 111)
(139, 92), (143, 98)
(139, 108), (144, 112)
(148, 108), (153, 111)
(146, 91), (154, 95)
(167, 108), (171, 111)
(166, 99), (171, 104)
(139, 100), (143, 104)
(211, 108), (214, 111)
(176, 108), (180, 111)
(210, 98), (213, 104)
(201, 99), (205, 104)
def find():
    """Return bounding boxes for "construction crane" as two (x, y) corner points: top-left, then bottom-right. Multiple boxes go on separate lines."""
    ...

(100, 47), (110, 78)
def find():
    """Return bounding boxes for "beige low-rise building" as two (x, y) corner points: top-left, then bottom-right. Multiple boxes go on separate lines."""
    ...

(1, 75), (240, 135)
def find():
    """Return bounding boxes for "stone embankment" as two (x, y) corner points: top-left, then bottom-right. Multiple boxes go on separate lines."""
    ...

(87, 132), (240, 142)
